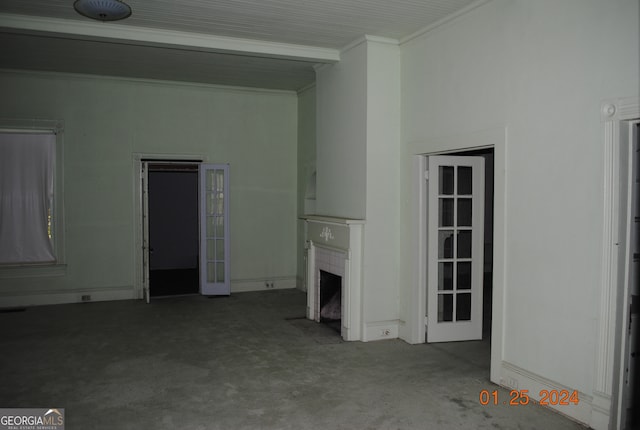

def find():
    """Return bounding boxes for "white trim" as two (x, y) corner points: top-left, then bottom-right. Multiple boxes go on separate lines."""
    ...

(0, 286), (135, 308)
(595, 110), (619, 429)
(491, 127), (508, 385)
(0, 68), (299, 96)
(597, 97), (639, 430)
(0, 118), (63, 133)
(0, 13), (340, 63)
(411, 155), (427, 344)
(501, 361), (593, 426)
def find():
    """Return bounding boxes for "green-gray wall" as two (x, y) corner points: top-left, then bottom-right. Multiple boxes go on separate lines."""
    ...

(0, 70), (299, 305)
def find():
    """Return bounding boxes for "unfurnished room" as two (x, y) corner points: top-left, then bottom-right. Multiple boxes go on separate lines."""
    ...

(0, 1), (639, 429)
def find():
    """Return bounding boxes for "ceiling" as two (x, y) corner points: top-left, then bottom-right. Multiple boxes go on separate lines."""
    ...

(0, 0), (483, 91)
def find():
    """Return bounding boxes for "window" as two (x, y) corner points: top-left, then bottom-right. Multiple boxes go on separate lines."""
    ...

(0, 123), (63, 266)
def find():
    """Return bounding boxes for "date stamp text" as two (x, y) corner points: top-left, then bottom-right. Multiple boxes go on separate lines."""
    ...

(479, 389), (579, 406)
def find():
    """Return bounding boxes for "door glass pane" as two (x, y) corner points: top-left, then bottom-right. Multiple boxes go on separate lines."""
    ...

(207, 216), (223, 237)
(207, 239), (215, 259)
(207, 170), (216, 191)
(458, 198), (472, 226)
(206, 193), (217, 215)
(458, 166), (472, 195)
(438, 262), (454, 290)
(439, 166), (454, 195)
(457, 230), (472, 258)
(215, 169), (224, 191)
(438, 230), (454, 259)
(439, 199), (454, 227)
(216, 193), (224, 215)
(216, 262), (225, 282)
(207, 262), (216, 282)
(216, 239), (224, 260)
(457, 262), (472, 290)
(438, 294), (454, 322)
(456, 293), (471, 321)
(206, 216), (214, 236)
(216, 216), (224, 237)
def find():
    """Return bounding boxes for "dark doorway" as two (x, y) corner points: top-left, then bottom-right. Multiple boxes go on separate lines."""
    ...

(148, 163), (199, 297)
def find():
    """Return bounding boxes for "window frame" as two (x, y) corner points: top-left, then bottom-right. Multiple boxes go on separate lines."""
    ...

(0, 119), (66, 277)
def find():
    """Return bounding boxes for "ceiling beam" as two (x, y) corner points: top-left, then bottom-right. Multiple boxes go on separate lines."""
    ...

(0, 13), (340, 63)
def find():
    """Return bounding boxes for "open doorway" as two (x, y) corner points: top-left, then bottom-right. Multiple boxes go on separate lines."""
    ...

(146, 162), (200, 298)
(134, 156), (231, 302)
(423, 148), (494, 344)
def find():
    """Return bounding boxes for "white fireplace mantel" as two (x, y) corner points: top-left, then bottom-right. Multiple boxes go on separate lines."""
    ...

(302, 215), (364, 341)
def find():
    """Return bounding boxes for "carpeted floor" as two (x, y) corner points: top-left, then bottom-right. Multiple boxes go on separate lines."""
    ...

(0, 289), (586, 430)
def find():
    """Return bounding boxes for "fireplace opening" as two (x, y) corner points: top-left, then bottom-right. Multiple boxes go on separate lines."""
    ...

(319, 270), (342, 333)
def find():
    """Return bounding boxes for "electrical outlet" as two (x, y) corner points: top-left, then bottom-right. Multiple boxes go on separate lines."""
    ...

(81, 295), (91, 302)
(502, 377), (518, 389)
(380, 328), (391, 337)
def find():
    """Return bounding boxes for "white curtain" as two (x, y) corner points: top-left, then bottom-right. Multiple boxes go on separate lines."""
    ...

(0, 132), (56, 264)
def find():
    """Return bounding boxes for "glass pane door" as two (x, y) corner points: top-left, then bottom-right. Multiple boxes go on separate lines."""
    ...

(427, 156), (484, 342)
(200, 164), (230, 295)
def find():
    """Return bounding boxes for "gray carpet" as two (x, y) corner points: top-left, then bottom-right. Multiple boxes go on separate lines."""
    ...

(0, 289), (585, 430)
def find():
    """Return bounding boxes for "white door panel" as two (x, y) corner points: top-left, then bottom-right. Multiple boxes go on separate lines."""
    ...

(427, 156), (484, 342)
(200, 164), (230, 296)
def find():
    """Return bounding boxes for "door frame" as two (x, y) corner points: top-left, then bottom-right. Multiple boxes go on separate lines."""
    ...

(132, 153), (204, 301)
(413, 127), (506, 385)
(598, 97), (640, 430)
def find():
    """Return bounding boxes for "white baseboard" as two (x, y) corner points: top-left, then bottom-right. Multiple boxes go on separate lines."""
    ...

(362, 320), (400, 342)
(501, 361), (593, 427)
(231, 276), (298, 293)
(0, 277), (301, 307)
(590, 391), (612, 430)
(0, 286), (136, 308)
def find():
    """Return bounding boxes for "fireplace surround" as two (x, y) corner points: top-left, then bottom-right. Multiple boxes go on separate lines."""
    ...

(302, 216), (364, 341)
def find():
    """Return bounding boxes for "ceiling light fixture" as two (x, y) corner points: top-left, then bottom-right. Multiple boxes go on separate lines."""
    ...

(73, 0), (132, 22)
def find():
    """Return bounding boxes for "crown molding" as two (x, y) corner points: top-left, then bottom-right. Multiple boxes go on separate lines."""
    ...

(0, 13), (340, 63)
(400, 0), (492, 45)
(340, 34), (399, 54)
(0, 68), (298, 96)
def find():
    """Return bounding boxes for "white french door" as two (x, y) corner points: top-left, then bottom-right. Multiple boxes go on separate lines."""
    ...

(199, 164), (230, 296)
(426, 156), (484, 342)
